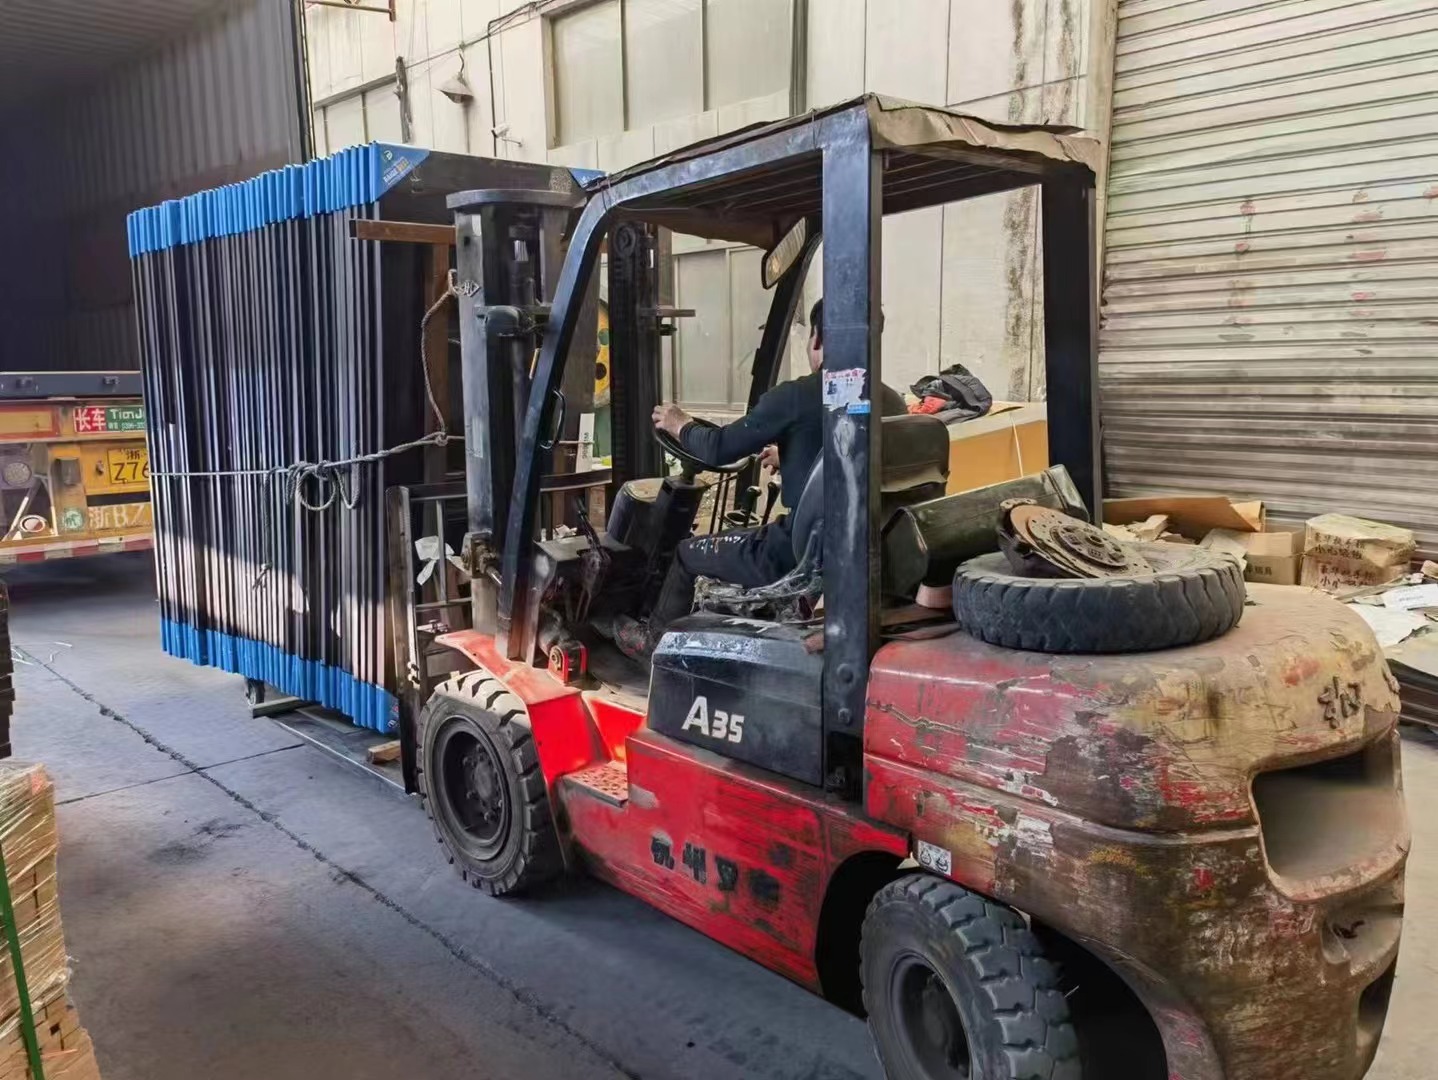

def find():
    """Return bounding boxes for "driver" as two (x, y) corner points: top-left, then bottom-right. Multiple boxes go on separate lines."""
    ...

(616, 299), (907, 658)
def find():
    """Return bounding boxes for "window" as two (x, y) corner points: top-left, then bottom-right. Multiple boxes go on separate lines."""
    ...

(550, 2), (624, 145)
(673, 245), (773, 413)
(703, 0), (791, 110)
(625, 0), (702, 128)
(549, 0), (794, 147)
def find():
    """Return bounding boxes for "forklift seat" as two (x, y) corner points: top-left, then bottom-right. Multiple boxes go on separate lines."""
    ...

(788, 413), (950, 566)
(650, 415), (950, 785)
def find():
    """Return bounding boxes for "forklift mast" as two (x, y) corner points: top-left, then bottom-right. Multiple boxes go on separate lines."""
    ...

(605, 222), (668, 495)
(449, 189), (668, 642)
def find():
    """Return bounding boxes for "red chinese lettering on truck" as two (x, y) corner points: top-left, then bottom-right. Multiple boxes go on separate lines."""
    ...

(73, 406), (107, 434)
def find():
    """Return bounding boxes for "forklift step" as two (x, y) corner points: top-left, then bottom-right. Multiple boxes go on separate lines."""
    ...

(562, 761), (630, 807)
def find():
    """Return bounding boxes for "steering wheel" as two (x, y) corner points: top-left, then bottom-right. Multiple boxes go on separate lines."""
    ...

(653, 418), (752, 475)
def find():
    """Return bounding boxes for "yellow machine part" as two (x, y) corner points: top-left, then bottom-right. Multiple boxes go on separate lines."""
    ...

(77, 442), (149, 496)
(0, 397), (151, 553)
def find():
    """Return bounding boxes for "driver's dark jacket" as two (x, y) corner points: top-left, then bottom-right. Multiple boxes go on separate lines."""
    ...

(678, 371), (907, 511)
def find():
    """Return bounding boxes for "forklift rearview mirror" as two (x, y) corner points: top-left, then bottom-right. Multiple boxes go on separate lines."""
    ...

(761, 219), (808, 290)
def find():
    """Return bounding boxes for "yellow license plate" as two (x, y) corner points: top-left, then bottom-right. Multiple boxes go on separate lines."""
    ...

(106, 447), (149, 486)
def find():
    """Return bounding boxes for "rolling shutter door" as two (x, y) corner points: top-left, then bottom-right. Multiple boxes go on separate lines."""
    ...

(1099, 0), (1438, 551)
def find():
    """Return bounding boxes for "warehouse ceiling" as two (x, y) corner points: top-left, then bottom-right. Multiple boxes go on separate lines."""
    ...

(0, 0), (229, 111)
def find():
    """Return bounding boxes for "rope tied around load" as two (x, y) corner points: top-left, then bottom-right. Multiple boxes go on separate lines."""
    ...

(151, 273), (462, 512)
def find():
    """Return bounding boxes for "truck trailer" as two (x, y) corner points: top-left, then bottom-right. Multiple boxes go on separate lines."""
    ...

(0, 0), (307, 565)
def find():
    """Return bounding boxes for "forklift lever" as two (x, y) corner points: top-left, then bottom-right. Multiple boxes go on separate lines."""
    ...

(539, 389), (567, 451)
(573, 495), (610, 623)
(759, 480), (781, 526)
(738, 485), (761, 516)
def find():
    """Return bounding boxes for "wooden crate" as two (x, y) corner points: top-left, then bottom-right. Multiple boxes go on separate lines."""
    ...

(0, 764), (100, 1080)
(0, 994), (101, 1080)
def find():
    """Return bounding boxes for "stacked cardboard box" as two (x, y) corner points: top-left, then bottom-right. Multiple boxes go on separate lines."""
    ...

(1301, 514), (1416, 591)
(1200, 529), (1305, 586)
(1105, 495), (1306, 585)
(0, 764), (100, 1080)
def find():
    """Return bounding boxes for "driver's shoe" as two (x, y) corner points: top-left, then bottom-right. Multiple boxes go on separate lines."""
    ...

(613, 615), (659, 661)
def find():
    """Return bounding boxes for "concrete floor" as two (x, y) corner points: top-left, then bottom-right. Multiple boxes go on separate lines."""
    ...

(4, 554), (1435, 1080)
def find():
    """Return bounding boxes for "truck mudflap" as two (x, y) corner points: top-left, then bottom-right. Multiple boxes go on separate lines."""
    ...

(864, 584), (1407, 1079)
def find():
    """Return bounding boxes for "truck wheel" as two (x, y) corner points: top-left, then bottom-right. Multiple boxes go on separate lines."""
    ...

(953, 542), (1244, 654)
(416, 673), (562, 896)
(861, 875), (1080, 1080)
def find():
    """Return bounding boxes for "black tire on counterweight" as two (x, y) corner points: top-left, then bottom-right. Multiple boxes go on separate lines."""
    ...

(953, 542), (1245, 654)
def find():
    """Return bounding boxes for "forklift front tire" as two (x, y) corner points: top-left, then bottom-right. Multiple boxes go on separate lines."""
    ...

(416, 674), (562, 896)
(861, 875), (1080, 1080)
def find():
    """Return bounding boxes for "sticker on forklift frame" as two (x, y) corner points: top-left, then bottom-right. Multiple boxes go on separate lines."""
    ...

(846, 402), (870, 415)
(916, 840), (952, 877)
(822, 367), (866, 410)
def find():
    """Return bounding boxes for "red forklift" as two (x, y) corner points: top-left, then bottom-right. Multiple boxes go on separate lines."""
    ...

(386, 97), (1406, 1080)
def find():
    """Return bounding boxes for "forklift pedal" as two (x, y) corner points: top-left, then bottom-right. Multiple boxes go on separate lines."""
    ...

(561, 761), (629, 807)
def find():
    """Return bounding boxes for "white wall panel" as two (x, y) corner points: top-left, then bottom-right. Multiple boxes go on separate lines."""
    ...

(675, 250), (734, 408)
(405, 61), (438, 148)
(728, 248), (769, 399)
(866, 0), (949, 106)
(496, 16), (549, 159)
(948, 0), (1046, 107)
(364, 84), (405, 143)
(706, 0), (792, 108)
(597, 127), (657, 172)
(550, 0), (623, 145)
(806, 0), (866, 108)
(421, 0), (463, 55)
(652, 110), (720, 155)
(626, 0), (703, 128)
(941, 189), (1044, 400)
(460, 0), (503, 38)
(326, 95), (369, 151)
(548, 139), (600, 170)
(714, 90), (790, 136)
(459, 40), (498, 156)
(880, 207), (945, 394)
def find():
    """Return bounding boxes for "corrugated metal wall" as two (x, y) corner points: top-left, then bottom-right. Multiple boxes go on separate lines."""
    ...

(1100, 0), (1438, 551)
(0, 0), (304, 371)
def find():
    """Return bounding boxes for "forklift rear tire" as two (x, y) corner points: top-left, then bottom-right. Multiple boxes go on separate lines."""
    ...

(952, 542), (1245, 654)
(861, 875), (1080, 1080)
(416, 673), (562, 896)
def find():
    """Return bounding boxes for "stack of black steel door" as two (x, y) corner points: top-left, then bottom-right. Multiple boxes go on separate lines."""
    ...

(129, 144), (581, 730)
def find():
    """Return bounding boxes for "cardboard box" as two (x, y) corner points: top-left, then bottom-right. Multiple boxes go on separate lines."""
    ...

(945, 402), (1048, 495)
(1245, 531), (1304, 586)
(1201, 528), (1303, 586)
(1301, 514), (1414, 592)
(1106, 496), (1264, 540)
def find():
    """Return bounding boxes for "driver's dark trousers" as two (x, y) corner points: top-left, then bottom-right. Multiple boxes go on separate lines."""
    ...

(649, 515), (797, 628)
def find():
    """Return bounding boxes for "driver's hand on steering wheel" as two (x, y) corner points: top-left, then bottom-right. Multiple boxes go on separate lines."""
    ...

(653, 402), (691, 439)
(758, 444), (779, 473)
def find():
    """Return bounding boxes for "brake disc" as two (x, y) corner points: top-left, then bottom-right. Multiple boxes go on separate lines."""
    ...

(1006, 503), (1152, 578)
